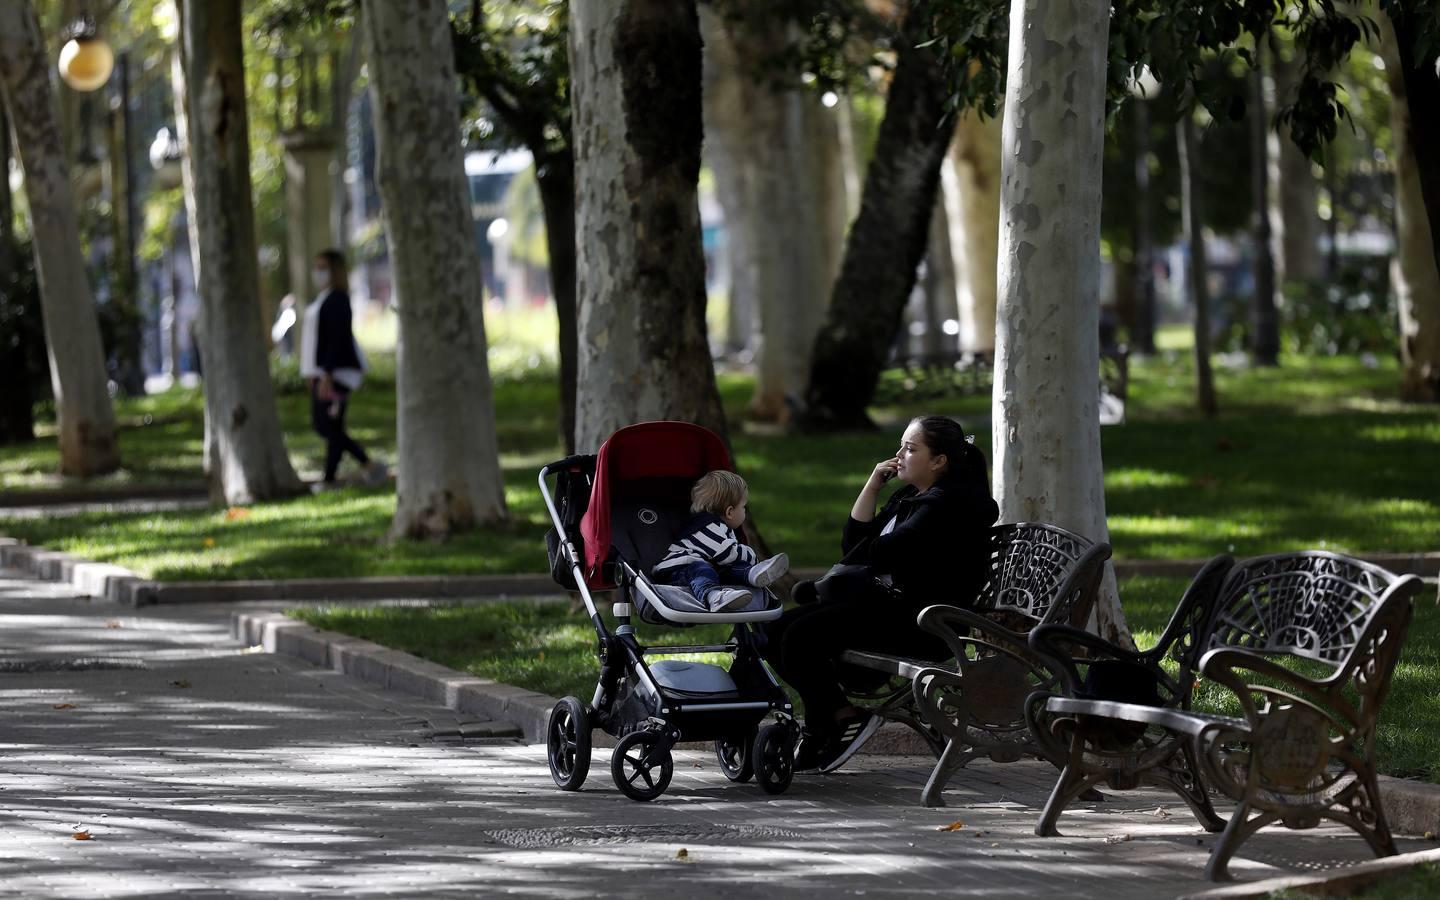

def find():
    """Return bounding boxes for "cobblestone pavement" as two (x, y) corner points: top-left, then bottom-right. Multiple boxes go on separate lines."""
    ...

(0, 570), (1425, 898)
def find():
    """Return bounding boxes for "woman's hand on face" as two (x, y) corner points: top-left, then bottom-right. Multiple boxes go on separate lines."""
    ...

(868, 457), (899, 488)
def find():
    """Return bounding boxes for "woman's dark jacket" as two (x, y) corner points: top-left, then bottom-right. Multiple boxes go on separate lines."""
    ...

(315, 290), (363, 374)
(838, 468), (999, 610)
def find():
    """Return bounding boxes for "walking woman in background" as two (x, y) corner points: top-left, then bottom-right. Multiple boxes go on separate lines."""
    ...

(301, 249), (386, 490)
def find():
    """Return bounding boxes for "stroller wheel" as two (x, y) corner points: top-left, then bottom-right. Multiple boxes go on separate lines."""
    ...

(751, 723), (795, 795)
(611, 731), (674, 802)
(546, 697), (592, 791)
(714, 732), (755, 783)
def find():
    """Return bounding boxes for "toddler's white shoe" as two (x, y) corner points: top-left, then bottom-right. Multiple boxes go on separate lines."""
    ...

(748, 553), (790, 588)
(707, 587), (755, 612)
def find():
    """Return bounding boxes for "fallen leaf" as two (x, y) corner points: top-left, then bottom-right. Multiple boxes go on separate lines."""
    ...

(675, 848), (689, 860)
(224, 507), (251, 521)
(1105, 834), (1132, 844)
(104, 620), (122, 629)
(53, 703), (76, 710)
(936, 821), (965, 832)
(170, 679), (192, 689)
(72, 831), (92, 841)
(202, 537), (216, 548)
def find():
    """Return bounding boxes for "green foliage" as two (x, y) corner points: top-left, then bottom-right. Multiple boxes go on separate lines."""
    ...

(1280, 264), (1398, 357)
(451, 0), (571, 158)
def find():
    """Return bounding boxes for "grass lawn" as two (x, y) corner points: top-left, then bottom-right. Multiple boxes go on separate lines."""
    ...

(294, 572), (1440, 783)
(1, 330), (1436, 579)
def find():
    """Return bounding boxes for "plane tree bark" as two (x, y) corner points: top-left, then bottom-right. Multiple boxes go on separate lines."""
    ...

(0, 0), (119, 476)
(568, 0), (727, 449)
(363, 0), (510, 538)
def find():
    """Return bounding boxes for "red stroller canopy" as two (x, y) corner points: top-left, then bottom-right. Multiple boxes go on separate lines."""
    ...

(580, 421), (733, 587)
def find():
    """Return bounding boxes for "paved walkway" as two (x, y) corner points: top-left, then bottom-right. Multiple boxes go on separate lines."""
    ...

(0, 570), (1426, 898)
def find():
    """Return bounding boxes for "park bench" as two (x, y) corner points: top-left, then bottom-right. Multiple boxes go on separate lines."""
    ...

(838, 522), (1112, 807)
(1025, 551), (1423, 881)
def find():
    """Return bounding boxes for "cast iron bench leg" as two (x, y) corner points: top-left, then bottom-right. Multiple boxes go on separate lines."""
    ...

(920, 737), (980, 808)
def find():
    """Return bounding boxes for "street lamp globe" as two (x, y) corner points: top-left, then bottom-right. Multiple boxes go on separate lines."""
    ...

(58, 33), (114, 92)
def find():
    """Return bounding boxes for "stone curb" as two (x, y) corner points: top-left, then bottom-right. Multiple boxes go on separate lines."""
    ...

(231, 611), (550, 743)
(0, 482), (209, 508)
(1178, 845), (1440, 899)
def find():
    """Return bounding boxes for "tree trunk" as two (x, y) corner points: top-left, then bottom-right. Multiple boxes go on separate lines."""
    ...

(699, 5), (756, 359)
(1249, 47), (1280, 366)
(993, 0), (1121, 641)
(704, 11), (832, 427)
(535, 155), (580, 453)
(177, 0), (301, 504)
(1380, 14), (1440, 403)
(948, 110), (1002, 355)
(0, 100), (37, 444)
(0, 0), (119, 476)
(568, 0), (726, 450)
(1389, 9), (1440, 287)
(362, 0), (509, 537)
(1268, 46), (1323, 287)
(801, 3), (953, 430)
(922, 187), (957, 361)
(1178, 112), (1218, 417)
(1131, 97), (1157, 354)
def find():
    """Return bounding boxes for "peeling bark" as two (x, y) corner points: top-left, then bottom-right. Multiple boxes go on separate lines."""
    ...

(362, 0), (509, 538)
(569, 0), (726, 450)
(993, 0), (1123, 641)
(178, 0), (301, 503)
(0, 0), (119, 476)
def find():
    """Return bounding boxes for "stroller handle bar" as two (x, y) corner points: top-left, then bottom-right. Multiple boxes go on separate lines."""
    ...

(538, 463), (606, 638)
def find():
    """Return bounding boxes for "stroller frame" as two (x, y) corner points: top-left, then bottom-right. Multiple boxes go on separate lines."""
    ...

(538, 423), (798, 801)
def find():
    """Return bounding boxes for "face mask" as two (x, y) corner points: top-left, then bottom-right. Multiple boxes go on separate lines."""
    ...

(312, 268), (331, 290)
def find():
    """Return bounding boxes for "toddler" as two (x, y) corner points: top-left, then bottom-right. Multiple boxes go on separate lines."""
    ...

(653, 471), (789, 612)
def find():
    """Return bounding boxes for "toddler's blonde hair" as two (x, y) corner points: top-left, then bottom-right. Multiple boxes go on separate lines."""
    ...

(691, 470), (748, 515)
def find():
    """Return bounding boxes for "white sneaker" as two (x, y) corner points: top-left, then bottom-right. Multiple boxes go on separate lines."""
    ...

(818, 713), (882, 774)
(706, 587), (754, 612)
(364, 460), (390, 486)
(748, 553), (789, 588)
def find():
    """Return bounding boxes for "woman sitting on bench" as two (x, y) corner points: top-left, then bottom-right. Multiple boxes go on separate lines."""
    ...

(764, 416), (999, 774)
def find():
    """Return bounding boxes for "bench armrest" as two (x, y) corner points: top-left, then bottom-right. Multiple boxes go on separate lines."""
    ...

(1028, 623), (1146, 695)
(1197, 647), (1356, 731)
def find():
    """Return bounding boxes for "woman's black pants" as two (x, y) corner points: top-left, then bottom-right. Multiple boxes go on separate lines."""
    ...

(762, 584), (947, 737)
(311, 384), (369, 481)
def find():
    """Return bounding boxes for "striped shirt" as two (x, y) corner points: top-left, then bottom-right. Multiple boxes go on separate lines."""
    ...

(654, 513), (757, 573)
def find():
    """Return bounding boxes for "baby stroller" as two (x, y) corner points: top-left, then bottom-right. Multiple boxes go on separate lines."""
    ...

(539, 421), (798, 801)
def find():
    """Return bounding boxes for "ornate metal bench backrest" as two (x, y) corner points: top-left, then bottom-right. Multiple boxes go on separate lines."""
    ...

(1209, 552), (1408, 669)
(1204, 551), (1419, 754)
(978, 523), (1096, 630)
